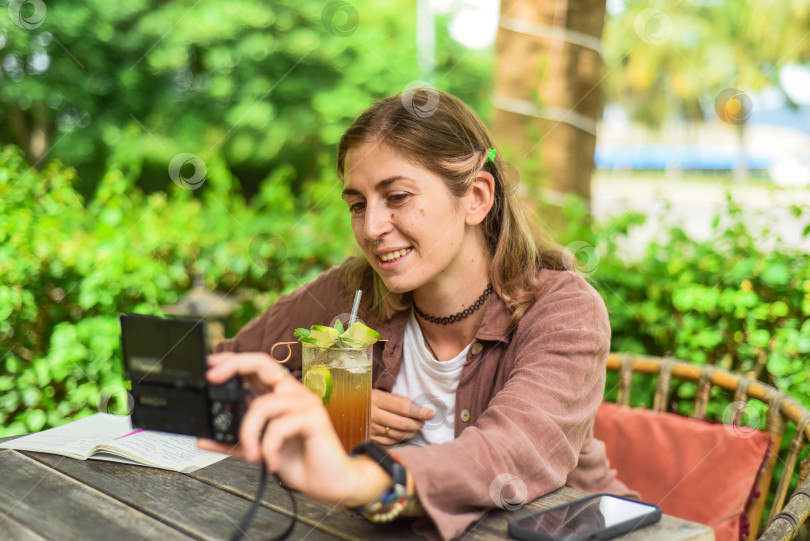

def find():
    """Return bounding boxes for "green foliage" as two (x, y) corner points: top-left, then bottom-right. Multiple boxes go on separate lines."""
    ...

(559, 193), (810, 415)
(0, 144), (355, 435)
(0, 0), (492, 197)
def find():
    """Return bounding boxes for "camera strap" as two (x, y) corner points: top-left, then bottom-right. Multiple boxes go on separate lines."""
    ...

(230, 420), (297, 541)
(230, 462), (297, 541)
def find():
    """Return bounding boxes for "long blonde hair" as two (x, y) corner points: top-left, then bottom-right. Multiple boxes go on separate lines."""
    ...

(336, 89), (566, 330)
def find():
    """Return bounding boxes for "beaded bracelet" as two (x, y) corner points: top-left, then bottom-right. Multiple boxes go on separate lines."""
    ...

(361, 464), (413, 522)
(349, 441), (414, 523)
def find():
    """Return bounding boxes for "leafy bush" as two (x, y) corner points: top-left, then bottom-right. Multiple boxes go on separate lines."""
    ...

(0, 144), (355, 435)
(557, 194), (810, 416)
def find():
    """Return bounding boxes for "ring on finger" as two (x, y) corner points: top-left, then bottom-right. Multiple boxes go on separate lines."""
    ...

(270, 366), (291, 387)
(384, 426), (390, 438)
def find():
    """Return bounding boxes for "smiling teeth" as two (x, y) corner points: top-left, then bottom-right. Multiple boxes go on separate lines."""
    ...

(379, 248), (412, 262)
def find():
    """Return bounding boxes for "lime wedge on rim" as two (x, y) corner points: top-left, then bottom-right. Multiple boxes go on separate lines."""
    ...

(341, 322), (380, 347)
(303, 366), (334, 405)
(308, 325), (339, 348)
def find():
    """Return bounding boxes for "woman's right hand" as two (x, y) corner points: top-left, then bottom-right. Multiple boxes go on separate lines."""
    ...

(370, 389), (435, 445)
(199, 351), (391, 507)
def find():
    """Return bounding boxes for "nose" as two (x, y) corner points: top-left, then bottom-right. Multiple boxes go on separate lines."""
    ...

(363, 200), (392, 243)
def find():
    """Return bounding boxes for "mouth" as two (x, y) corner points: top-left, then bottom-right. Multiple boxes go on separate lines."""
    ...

(376, 247), (413, 263)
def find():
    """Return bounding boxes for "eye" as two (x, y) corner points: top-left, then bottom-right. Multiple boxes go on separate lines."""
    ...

(348, 201), (366, 215)
(387, 193), (409, 205)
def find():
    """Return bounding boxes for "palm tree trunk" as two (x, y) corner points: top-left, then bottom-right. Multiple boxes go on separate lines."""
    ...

(492, 0), (607, 208)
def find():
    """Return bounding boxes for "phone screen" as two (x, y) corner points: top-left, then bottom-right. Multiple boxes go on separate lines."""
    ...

(510, 495), (658, 540)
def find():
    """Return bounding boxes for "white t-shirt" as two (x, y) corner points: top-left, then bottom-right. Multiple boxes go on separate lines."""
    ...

(390, 308), (471, 446)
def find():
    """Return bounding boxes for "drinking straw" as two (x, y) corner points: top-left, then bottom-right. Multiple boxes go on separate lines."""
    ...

(348, 289), (362, 326)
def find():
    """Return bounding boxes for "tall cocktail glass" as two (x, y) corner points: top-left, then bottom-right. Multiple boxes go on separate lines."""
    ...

(301, 343), (372, 453)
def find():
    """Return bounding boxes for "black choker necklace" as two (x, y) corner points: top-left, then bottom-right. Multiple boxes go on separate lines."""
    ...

(413, 283), (493, 325)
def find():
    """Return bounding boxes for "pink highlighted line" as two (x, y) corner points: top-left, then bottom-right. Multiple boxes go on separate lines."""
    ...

(114, 429), (144, 440)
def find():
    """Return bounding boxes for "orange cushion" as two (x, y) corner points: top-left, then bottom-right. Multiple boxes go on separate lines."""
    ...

(593, 402), (771, 541)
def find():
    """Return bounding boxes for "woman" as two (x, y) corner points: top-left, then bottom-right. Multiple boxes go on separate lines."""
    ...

(199, 89), (634, 540)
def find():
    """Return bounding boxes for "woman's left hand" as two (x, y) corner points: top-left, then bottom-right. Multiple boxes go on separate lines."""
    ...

(198, 352), (380, 506)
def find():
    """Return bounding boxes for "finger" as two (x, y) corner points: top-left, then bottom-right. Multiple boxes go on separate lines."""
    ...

(206, 352), (288, 388)
(370, 433), (401, 446)
(373, 390), (416, 415)
(374, 391), (436, 422)
(206, 352), (232, 367)
(260, 411), (315, 472)
(239, 388), (317, 462)
(197, 438), (243, 458)
(371, 421), (417, 441)
(373, 408), (425, 433)
(414, 404), (436, 421)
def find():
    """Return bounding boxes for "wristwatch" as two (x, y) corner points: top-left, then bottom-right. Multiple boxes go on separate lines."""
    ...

(350, 440), (408, 486)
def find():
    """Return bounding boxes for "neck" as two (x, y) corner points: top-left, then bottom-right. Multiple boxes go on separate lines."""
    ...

(414, 303), (486, 361)
(411, 247), (491, 359)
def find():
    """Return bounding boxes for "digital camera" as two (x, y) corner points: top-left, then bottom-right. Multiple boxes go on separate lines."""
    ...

(120, 313), (247, 444)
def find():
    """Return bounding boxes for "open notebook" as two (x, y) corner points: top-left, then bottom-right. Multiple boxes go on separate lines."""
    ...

(0, 413), (228, 473)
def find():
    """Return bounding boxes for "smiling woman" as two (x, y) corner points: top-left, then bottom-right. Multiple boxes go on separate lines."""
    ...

(202, 89), (637, 541)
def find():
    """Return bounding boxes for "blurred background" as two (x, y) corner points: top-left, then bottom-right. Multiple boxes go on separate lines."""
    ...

(0, 0), (808, 438)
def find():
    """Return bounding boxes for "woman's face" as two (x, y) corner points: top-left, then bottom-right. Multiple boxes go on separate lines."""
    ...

(342, 141), (472, 293)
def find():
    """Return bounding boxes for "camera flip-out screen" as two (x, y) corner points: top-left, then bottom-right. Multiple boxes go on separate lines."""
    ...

(120, 314), (214, 438)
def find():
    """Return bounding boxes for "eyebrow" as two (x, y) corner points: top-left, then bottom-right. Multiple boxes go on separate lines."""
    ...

(341, 176), (413, 198)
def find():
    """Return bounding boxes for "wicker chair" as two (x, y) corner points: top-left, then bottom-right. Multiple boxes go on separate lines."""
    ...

(605, 354), (810, 541)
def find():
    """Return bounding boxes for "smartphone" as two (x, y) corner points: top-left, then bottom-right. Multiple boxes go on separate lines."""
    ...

(508, 494), (661, 541)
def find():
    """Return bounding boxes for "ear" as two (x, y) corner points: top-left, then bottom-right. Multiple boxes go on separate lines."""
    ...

(464, 171), (495, 226)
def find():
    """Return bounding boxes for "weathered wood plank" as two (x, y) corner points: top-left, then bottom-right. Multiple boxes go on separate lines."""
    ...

(28, 451), (338, 541)
(0, 450), (190, 540)
(0, 513), (49, 541)
(189, 457), (428, 540)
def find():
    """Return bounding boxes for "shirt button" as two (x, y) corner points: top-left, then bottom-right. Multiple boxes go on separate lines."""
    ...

(460, 409), (471, 422)
(471, 342), (483, 355)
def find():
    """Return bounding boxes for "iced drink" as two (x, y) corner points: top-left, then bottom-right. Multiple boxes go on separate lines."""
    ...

(302, 343), (372, 453)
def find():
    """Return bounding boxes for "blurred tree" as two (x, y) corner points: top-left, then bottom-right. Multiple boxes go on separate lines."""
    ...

(601, 0), (810, 179)
(492, 0), (607, 206)
(0, 0), (491, 198)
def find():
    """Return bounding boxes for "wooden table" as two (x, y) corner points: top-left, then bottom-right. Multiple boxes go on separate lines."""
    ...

(0, 441), (714, 540)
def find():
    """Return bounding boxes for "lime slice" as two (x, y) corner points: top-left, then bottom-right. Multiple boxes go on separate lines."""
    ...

(341, 322), (381, 347)
(308, 325), (339, 348)
(303, 366), (333, 405)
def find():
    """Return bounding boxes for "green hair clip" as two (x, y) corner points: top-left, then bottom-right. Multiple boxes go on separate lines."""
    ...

(486, 148), (497, 162)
